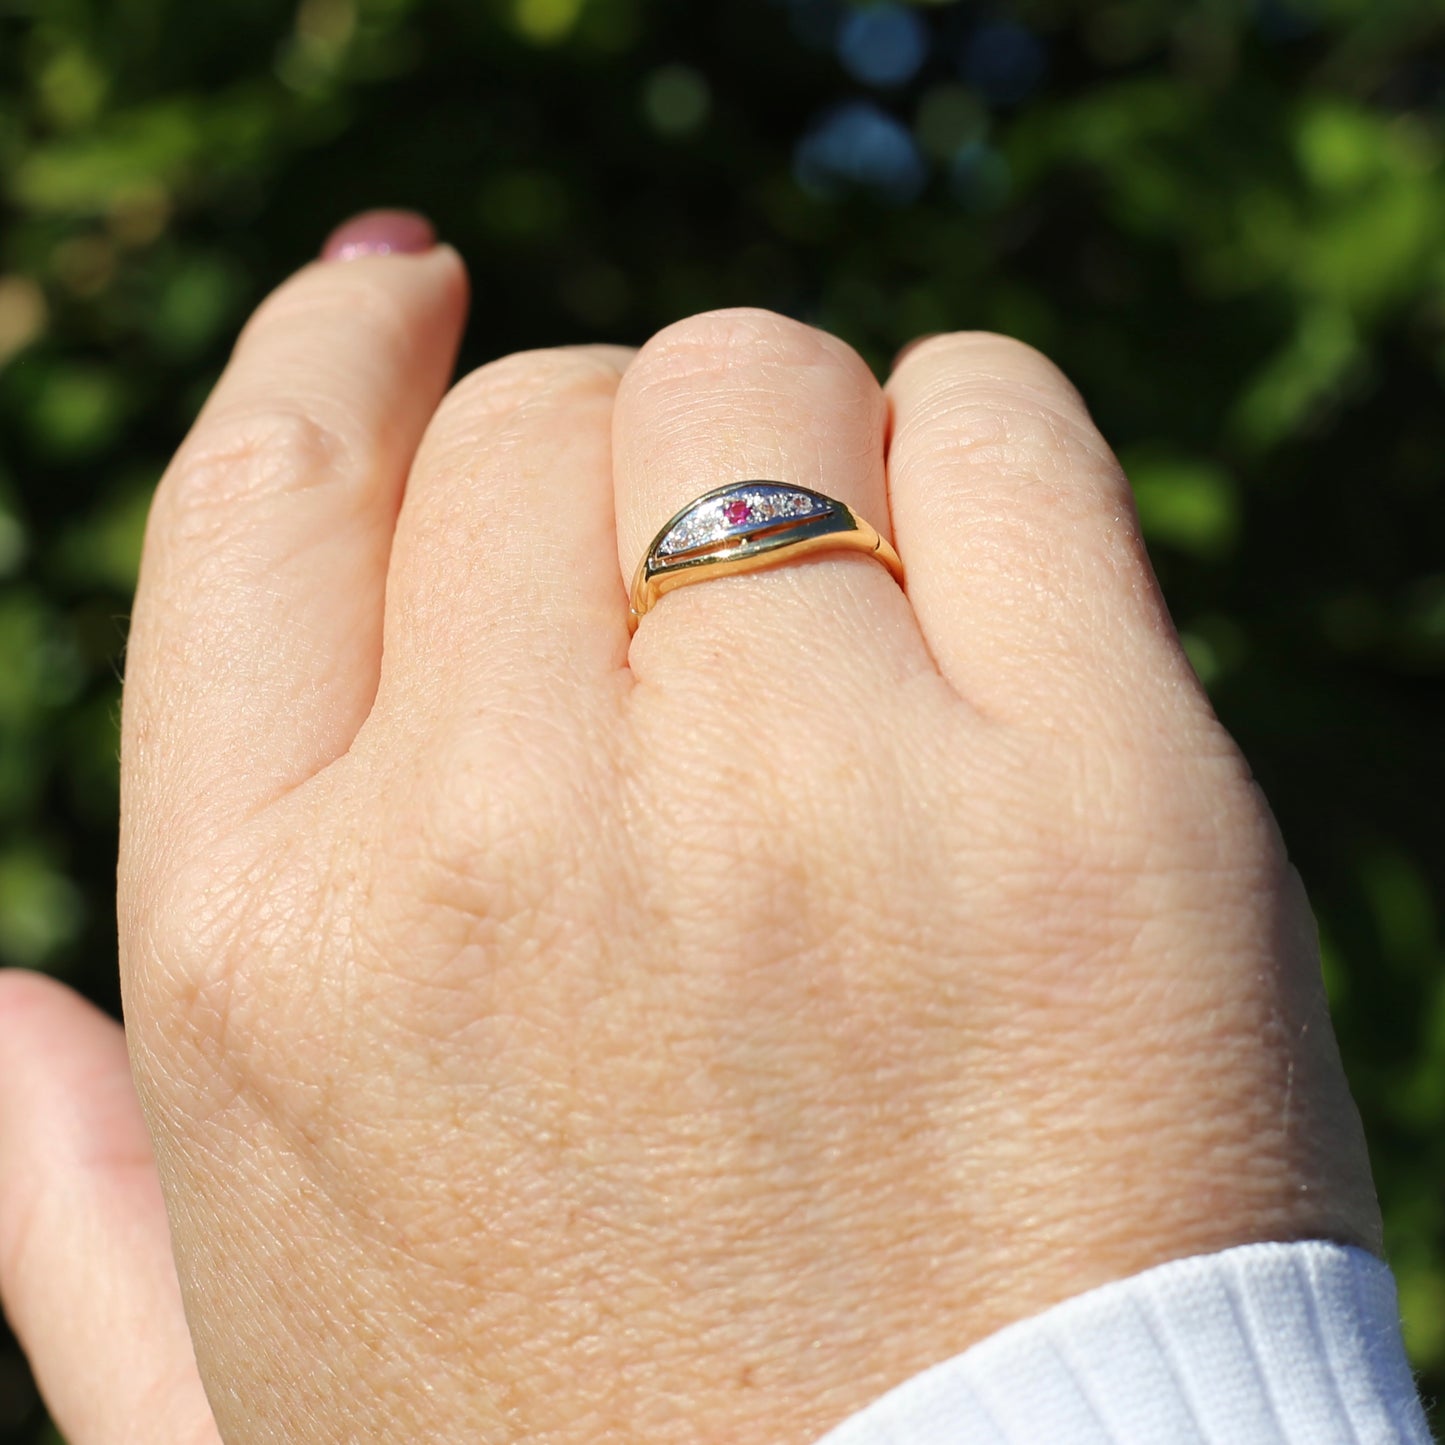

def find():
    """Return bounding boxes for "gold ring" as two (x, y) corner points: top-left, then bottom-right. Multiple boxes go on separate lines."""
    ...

(629, 481), (904, 632)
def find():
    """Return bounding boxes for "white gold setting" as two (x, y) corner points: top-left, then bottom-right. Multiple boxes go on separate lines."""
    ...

(654, 485), (832, 561)
(629, 479), (904, 632)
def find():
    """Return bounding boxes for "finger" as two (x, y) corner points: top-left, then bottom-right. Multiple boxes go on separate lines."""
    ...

(0, 971), (221, 1445)
(372, 345), (633, 727)
(614, 308), (931, 696)
(885, 333), (1208, 730)
(123, 225), (468, 863)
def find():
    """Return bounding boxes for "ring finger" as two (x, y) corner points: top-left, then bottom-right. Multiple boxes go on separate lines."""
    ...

(614, 308), (932, 703)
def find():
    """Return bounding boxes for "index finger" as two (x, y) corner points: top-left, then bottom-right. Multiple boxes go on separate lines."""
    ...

(121, 224), (468, 877)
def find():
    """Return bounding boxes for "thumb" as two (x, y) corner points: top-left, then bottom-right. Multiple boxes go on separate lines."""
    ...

(0, 970), (220, 1445)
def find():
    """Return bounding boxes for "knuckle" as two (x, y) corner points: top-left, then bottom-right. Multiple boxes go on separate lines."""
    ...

(640, 305), (793, 355)
(629, 306), (869, 385)
(893, 332), (1105, 464)
(898, 330), (1077, 396)
(891, 354), (1120, 525)
(435, 346), (624, 430)
(908, 392), (1115, 493)
(160, 402), (361, 534)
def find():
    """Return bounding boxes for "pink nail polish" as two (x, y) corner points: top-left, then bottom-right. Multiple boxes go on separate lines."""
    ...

(320, 209), (436, 262)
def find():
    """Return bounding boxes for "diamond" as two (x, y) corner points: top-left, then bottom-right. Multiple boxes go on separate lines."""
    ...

(653, 485), (833, 561)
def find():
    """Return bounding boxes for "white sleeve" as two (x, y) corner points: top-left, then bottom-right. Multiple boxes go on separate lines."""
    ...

(815, 1242), (1433, 1445)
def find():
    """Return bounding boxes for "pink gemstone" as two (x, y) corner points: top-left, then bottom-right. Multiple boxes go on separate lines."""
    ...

(723, 499), (751, 526)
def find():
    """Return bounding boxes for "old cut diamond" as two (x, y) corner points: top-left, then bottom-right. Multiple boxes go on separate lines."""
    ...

(654, 486), (832, 560)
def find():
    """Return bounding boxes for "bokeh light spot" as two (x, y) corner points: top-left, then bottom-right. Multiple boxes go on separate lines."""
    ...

(149, 255), (245, 360)
(54, 484), (152, 592)
(961, 19), (1046, 105)
(514, 0), (586, 45)
(0, 277), (48, 368)
(948, 139), (1010, 213)
(795, 100), (927, 205)
(478, 169), (571, 239)
(643, 64), (711, 136)
(0, 848), (85, 968)
(51, 235), (116, 297)
(25, 364), (126, 459)
(837, 4), (930, 89)
(1400, 1268), (1445, 1373)
(0, 513), (25, 578)
(1125, 450), (1240, 560)
(297, 0), (357, 49)
(37, 47), (108, 129)
(106, 181), (172, 246)
(915, 83), (987, 159)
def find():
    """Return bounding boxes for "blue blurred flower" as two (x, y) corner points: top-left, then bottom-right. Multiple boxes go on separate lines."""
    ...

(961, 19), (1046, 105)
(837, 4), (930, 89)
(795, 100), (928, 204)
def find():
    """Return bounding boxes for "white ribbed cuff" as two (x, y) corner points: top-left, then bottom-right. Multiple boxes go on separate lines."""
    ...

(817, 1242), (1432, 1445)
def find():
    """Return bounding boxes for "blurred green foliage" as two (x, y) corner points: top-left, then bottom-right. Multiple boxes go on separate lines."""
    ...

(2, 0), (1444, 1437)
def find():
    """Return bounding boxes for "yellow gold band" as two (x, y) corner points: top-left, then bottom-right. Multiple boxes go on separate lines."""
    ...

(629, 481), (904, 633)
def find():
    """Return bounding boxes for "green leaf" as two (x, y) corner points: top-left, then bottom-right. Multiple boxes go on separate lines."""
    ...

(1122, 448), (1239, 560)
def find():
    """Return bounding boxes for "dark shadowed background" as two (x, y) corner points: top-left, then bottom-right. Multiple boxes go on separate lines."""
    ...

(2, 0), (1444, 1439)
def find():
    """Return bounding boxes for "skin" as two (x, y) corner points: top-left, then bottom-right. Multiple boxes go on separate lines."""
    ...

(0, 244), (1380, 1445)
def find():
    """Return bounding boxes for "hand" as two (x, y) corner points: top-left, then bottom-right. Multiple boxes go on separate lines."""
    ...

(0, 232), (1379, 1444)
